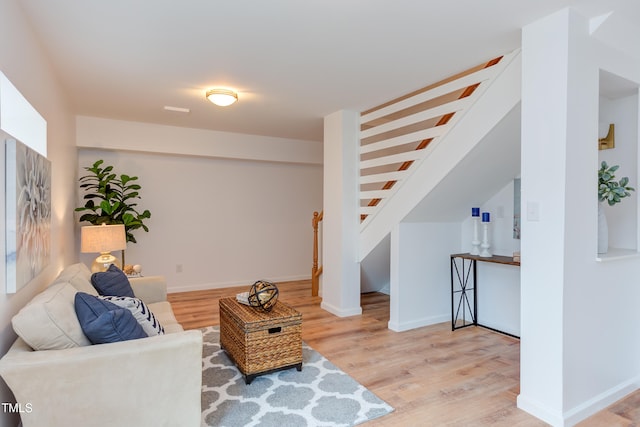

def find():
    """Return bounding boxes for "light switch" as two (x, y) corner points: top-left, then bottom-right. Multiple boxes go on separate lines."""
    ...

(527, 201), (540, 221)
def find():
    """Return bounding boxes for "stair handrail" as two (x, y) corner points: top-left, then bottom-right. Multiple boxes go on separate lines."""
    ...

(311, 210), (323, 296)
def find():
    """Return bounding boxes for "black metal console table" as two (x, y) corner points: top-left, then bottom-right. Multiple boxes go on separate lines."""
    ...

(450, 253), (520, 338)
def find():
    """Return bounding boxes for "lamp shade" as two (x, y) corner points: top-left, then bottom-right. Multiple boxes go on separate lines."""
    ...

(81, 224), (127, 253)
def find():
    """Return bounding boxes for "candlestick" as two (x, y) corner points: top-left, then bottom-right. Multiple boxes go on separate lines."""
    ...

(480, 217), (492, 257)
(470, 215), (480, 255)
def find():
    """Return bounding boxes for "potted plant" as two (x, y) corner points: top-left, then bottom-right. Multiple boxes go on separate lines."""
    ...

(76, 160), (151, 264)
(597, 161), (634, 253)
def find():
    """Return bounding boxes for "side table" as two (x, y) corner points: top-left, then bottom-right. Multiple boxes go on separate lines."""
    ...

(450, 253), (520, 338)
(219, 297), (303, 384)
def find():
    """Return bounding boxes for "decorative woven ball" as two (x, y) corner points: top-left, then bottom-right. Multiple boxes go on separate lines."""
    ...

(247, 280), (279, 311)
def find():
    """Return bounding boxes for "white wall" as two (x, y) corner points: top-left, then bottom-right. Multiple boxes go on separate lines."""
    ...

(519, 8), (640, 427)
(0, 1), (77, 426)
(389, 222), (459, 331)
(76, 145), (322, 292)
(387, 175), (521, 334)
(76, 116), (322, 165)
(360, 234), (390, 294)
(461, 180), (521, 257)
(461, 180), (522, 336)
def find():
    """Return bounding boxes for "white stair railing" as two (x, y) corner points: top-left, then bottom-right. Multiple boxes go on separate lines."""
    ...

(359, 53), (516, 228)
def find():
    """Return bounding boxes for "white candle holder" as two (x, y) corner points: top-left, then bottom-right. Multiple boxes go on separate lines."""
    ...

(480, 221), (492, 257)
(470, 217), (480, 255)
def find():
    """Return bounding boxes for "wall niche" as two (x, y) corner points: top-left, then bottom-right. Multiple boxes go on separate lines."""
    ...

(597, 69), (639, 260)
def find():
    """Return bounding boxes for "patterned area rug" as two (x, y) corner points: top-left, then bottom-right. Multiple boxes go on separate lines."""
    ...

(200, 326), (393, 426)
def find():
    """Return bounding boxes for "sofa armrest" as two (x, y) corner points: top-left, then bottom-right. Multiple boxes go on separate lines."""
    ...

(129, 275), (167, 304)
(0, 330), (203, 427)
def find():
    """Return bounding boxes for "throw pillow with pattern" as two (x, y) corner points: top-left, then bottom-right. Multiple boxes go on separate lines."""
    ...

(99, 295), (164, 336)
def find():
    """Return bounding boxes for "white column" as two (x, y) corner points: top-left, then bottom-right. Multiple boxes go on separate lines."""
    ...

(522, 8), (640, 427)
(519, 8), (596, 426)
(518, 10), (572, 425)
(321, 110), (362, 317)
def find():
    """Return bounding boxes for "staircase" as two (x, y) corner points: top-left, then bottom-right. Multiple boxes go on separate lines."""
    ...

(359, 49), (522, 261)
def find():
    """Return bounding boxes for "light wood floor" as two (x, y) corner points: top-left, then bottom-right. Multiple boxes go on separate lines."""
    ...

(168, 280), (640, 426)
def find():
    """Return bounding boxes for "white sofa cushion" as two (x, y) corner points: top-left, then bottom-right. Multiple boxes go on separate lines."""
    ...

(12, 282), (91, 350)
(50, 262), (97, 295)
(148, 301), (184, 334)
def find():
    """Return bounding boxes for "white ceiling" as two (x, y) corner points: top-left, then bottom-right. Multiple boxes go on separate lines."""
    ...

(17, 0), (639, 142)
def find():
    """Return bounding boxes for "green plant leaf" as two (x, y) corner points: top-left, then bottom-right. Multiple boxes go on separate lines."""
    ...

(598, 162), (635, 206)
(77, 160), (151, 244)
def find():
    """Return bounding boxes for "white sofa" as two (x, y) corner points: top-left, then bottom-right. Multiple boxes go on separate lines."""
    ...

(0, 263), (203, 427)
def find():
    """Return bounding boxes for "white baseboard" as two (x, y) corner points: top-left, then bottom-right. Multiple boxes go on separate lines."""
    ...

(563, 377), (640, 426)
(517, 394), (564, 426)
(477, 319), (520, 337)
(377, 284), (390, 295)
(388, 314), (449, 332)
(320, 301), (362, 317)
(518, 376), (640, 427)
(167, 275), (311, 294)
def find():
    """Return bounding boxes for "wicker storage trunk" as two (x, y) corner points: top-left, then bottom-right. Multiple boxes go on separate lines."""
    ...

(219, 297), (302, 384)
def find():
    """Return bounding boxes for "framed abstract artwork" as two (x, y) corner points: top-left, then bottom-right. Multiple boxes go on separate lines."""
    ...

(5, 138), (51, 293)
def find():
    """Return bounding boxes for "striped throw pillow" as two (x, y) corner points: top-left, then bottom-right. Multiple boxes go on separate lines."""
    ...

(99, 296), (164, 336)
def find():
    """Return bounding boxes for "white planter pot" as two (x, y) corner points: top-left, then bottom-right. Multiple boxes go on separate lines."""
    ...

(598, 203), (608, 254)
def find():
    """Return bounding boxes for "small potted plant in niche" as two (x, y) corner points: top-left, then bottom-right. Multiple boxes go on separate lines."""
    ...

(75, 160), (151, 265)
(597, 161), (634, 253)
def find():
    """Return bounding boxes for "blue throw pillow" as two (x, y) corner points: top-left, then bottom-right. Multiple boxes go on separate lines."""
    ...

(91, 264), (135, 297)
(74, 292), (147, 344)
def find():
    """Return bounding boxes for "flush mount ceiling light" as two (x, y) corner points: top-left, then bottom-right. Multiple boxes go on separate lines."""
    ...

(206, 88), (238, 107)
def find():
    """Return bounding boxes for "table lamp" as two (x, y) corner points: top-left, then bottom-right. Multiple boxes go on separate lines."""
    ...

(81, 224), (127, 272)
